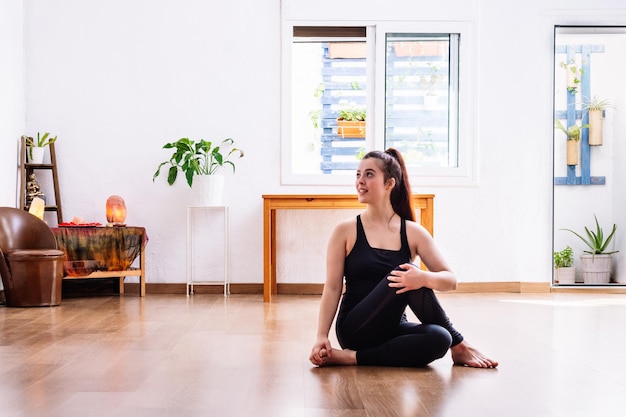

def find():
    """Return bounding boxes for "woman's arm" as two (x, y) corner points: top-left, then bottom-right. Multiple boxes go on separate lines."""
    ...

(387, 221), (457, 293)
(309, 221), (350, 365)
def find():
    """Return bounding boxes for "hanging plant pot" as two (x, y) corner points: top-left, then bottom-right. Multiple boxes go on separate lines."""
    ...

(337, 120), (366, 138)
(563, 63), (581, 93)
(580, 254), (612, 284)
(566, 137), (579, 166)
(588, 109), (603, 146)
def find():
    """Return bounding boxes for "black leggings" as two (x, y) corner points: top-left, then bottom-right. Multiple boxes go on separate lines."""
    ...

(336, 269), (464, 367)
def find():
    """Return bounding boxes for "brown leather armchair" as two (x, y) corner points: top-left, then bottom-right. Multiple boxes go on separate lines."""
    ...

(0, 207), (65, 307)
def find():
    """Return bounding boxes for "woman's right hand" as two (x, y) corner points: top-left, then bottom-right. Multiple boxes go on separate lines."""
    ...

(309, 337), (333, 366)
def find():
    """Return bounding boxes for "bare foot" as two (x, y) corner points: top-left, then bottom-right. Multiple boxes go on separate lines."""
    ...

(451, 341), (498, 368)
(317, 348), (357, 366)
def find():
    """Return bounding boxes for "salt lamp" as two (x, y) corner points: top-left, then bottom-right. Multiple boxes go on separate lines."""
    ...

(106, 195), (127, 226)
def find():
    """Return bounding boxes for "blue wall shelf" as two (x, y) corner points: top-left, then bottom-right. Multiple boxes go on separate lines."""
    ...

(554, 44), (605, 186)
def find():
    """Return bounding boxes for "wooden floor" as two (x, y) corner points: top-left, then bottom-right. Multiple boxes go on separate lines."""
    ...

(1, 292), (625, 417)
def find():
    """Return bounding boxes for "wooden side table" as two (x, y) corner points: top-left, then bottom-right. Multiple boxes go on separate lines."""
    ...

(52, 226), (147, 297)
(262, 194), (434, 302)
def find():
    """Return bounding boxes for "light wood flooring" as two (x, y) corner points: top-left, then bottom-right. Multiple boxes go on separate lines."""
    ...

(1, 291), (625, 417)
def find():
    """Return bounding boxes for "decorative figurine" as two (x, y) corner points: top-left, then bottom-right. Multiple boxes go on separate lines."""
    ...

(26, 173), (45, 206)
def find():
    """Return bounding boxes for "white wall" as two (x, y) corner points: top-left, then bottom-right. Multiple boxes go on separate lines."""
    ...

(0, 0), (24, 207)
(5, 0), (626, 286)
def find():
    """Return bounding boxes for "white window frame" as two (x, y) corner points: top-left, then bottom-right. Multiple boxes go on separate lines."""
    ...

(281, 20), (478, 187)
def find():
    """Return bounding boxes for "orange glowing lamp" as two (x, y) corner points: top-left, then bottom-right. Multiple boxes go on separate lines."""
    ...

(106, 195), (127, 226)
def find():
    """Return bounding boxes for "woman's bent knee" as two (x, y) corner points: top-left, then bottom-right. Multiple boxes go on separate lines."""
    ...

(425, 324), (453, 360)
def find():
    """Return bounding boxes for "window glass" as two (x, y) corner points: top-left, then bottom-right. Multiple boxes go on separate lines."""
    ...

(291, 29), (367, 176)
(284, 24), (471, 185)
(384, 34), (458, 168)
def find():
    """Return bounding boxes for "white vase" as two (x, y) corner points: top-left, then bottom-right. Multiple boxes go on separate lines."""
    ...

(28, 146), (45, 164)
(194, 175), (225, 206)
(555, 266), (576, 284)
(580, 254), (612, 284)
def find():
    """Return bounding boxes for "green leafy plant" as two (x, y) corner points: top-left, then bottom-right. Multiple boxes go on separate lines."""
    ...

(554, 246), (574, 269)
(562, 214), (618, 255)
(23, 132), (57, 159)
(560, 61), (584, 93)
(555, 119), (588, 141)
(153, 137), (244, 187)
(338, 107), (366, 122)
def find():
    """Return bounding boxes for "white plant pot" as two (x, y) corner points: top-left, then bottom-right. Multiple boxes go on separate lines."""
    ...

(28, 146), (45, 164)
(580, 254), (612, 284)
(555, 266), (576, 284)
(194, 175), (225, 206)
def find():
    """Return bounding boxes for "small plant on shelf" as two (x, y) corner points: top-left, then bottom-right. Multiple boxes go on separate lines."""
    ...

(338, 107), (366, 122)
(23, 132), (57, 161)
(336, 100), (366, 138)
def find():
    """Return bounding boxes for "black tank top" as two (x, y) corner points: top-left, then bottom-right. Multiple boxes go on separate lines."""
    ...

(339, 215), (412, 314)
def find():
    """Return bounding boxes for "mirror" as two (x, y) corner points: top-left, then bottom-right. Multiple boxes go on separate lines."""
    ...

(553, 26), (626, 286)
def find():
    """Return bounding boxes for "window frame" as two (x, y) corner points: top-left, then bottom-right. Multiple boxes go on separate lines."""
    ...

(281, 20), (477, 187)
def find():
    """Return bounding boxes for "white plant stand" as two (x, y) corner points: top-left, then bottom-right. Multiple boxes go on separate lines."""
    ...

(186, 206), (230, 297)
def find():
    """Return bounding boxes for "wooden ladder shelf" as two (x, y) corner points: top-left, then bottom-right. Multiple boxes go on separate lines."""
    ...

(19, 136), (63, 224)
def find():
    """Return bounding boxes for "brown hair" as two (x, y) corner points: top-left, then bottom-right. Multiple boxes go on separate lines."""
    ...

(362, 148), (414, 221)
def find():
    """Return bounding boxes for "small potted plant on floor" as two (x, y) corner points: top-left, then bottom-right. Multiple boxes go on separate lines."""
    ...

(153, 137), (244, 206)
(554, 245), (575, 284)
(562, 215), (618, 284)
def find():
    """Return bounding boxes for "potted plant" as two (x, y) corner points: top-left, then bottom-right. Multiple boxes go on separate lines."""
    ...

(560, 61), (583, 94)
(22, 132), (57, 164)
(562, 214), (618, 284)
(337, 105), (366, 138)
(554, 245), (575, 284)
(583, 96), (613, 146)
(153, 137), (244, 206)
(555, 119), (588, 166)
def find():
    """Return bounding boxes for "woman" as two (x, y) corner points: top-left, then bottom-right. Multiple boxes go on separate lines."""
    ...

(309, 149), (498, 368)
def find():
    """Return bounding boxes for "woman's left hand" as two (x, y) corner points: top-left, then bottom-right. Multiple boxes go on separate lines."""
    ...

(386, 263), (427, 294)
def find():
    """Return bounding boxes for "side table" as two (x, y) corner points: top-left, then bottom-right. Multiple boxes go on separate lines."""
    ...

(186, 206), (230, 297)
(52, 226), (147, 297)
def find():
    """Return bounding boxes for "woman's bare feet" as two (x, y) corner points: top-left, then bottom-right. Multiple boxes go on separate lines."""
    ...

(316, 348), (357, 366)
(450, 341), (498, 368)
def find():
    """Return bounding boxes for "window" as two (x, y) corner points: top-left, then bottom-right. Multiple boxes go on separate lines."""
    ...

(282, 22), (476, 186)
(384, 33), (459, 169)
